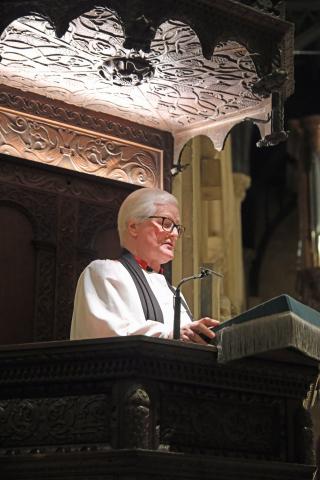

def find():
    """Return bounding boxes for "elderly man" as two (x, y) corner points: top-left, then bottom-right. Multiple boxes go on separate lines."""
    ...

(71, 187), (219, 343)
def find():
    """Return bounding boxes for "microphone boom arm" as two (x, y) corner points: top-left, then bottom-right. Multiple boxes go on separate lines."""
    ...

(173, 267), (223, 340)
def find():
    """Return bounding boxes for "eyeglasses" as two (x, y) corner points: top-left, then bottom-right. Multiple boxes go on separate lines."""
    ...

(147, 216), (185, 237)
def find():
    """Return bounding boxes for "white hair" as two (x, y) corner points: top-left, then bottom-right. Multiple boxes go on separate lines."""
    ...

(117, 188), (179, 246)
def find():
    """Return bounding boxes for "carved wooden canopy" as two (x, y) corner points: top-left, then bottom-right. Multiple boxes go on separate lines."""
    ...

(0, 0), (294, 158)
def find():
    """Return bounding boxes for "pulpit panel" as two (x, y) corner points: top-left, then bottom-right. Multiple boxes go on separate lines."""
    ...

(0, 205), (35, 343)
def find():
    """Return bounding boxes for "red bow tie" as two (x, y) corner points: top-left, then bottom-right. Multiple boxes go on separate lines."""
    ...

(134, 256), (164, 274)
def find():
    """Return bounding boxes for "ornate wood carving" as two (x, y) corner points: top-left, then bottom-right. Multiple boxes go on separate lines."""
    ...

(0, 0), (294, 151)
(0, 108), (163, 188)
(0, 9), (265, 130)
(0, 0), (294, 91)
(112, 382), (154, 449)
(0, 337), (316, 479)
(0, 86), (169, 149)
(0, 163), (58, 342)
(160, 386), (285, 459)
(33, 244), (56, 341)
(0, 155), (137, 342)
(0, 152), (134, 203)
(0, 394), (112, 449)
(54, 197), (78, 340)
(0, 337), (313, 400)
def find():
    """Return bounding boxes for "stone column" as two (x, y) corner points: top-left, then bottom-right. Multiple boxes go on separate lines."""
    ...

(173, 135), (248, 320)
(301, 116), (320, 268)
(232, 173), (251, 314)
(290, 117), (320, 478)
(289, 116), (320, 310)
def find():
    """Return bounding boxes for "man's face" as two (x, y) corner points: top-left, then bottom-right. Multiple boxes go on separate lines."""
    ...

(130, 203), (181, 266)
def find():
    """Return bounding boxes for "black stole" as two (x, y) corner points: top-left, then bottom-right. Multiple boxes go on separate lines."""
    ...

(119, 250), (164, 323)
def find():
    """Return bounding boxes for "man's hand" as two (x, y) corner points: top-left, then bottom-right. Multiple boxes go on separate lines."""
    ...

(180, 317), (220, 344)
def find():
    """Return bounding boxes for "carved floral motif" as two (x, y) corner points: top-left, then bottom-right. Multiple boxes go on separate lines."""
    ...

(160, 389), (284, 459)
(0, 154), (133, 203)
(0, 394), (111, 447)
(0, 337), (314, 474)
(0, 89), (166, 148)
(0, 109), (162, 187)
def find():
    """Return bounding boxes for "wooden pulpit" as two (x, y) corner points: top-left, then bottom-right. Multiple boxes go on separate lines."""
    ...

(0, 334), (316, 480)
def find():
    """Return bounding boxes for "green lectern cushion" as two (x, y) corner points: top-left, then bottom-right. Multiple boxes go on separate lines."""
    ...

(216, 294), (320, 363)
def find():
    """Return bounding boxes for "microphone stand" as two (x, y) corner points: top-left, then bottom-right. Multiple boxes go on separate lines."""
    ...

(173, 267), (223, 340)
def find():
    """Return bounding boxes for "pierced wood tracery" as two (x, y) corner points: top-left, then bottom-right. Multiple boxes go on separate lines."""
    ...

(0, 1), (294, 152)
(0, 10), (263, 131)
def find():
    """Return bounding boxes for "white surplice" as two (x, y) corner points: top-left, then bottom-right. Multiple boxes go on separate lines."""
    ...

(70, 259), (192, 340)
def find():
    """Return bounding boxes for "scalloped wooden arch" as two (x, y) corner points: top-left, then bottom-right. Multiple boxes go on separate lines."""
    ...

(0, 0), (294, 160)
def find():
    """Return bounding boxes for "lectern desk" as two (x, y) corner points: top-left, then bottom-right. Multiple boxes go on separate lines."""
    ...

(0, 335), (316, 479)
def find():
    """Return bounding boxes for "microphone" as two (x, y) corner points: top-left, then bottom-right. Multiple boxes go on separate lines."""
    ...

(199, 267), (223, 279)
(173, 267), (223, 340)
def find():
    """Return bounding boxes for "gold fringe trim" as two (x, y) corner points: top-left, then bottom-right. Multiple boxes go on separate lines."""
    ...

(217, 311), (320, 363)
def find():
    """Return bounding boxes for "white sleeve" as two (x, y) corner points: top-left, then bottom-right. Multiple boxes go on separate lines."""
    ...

(70, 260), (174, 340)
